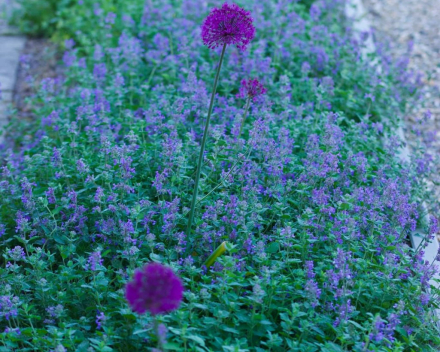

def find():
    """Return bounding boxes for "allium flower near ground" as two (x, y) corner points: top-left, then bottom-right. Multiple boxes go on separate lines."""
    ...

(125, 263), (183, 315)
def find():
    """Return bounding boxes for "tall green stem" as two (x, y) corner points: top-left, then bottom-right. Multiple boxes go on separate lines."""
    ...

(238, 96), (251, 139)
(186, 43), (227, 241)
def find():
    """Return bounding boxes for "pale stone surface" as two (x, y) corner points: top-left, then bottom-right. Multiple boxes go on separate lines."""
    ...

(346, 0), (440, 318)
(363, 0), (440, 202)
(0, 0), (25, 143)
(0, 36), (26, 94)
(0, 0), (21, 35)
(363, 0), (440, 102)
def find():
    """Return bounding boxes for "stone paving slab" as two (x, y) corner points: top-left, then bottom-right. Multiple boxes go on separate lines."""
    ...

(0, 0), (25, 143)
(0, 36), (25, 91)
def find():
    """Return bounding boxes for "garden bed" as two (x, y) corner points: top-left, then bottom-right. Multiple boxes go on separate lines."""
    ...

(1, 0), (439, 351)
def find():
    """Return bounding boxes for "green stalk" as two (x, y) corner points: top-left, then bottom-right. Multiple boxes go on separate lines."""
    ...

(186, 43), (227, 240)
(153, 317), (166, 351)
(238, 96), (251, 139)
(204, 241), (227, 268)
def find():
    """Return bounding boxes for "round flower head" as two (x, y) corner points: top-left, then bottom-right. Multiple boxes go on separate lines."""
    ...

(201, 3), (255, 51)
(237, 78), (267, 101)
(125, 263), (183, 315)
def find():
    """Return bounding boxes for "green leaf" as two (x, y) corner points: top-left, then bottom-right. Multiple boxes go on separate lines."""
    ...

(266, 242), (280, 254)
(187, 335), (206, 346)
(222, 326), (240, 334)
(133, 329), (150, 335)
(52, 206), (63, 215)
(54, 233), (68, 244)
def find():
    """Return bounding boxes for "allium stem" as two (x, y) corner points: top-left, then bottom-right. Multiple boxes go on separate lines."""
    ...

(180, 139), (254, 220)
(186, 43), (227, 240)
(238, 96), (251, 139)
(153, 317), (165, 351)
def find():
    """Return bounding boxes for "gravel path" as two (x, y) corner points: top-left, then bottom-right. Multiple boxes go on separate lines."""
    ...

(360, 0), (440, 257)
(348, 0), (440, 315)
(362, 0), (440, 143)
(362, 0), (440, 209)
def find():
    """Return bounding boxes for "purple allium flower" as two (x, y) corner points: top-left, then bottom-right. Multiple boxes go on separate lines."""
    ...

(236, 78), (267, 101)
(201, 3), (255, 51)
(125, 263), (183, 315)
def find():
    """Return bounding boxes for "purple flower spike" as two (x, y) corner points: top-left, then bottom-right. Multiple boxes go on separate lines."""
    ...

(125, 263), (183, 315)
(237, 78), (267, 101)
(201, 3), (255, 51)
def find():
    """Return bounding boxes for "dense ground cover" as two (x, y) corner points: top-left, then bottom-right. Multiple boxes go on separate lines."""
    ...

(1, 0), (440, 351)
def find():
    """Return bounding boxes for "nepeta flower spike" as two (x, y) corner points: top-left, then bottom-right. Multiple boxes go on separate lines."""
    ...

(236, 78), (267, 138)
(186, 3), (255, 242)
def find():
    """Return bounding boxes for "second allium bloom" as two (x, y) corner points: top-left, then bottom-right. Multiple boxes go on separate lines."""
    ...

(125, 263), (183, 315)
(237, 78), (267, 101)
(201, 2), (255, 51)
